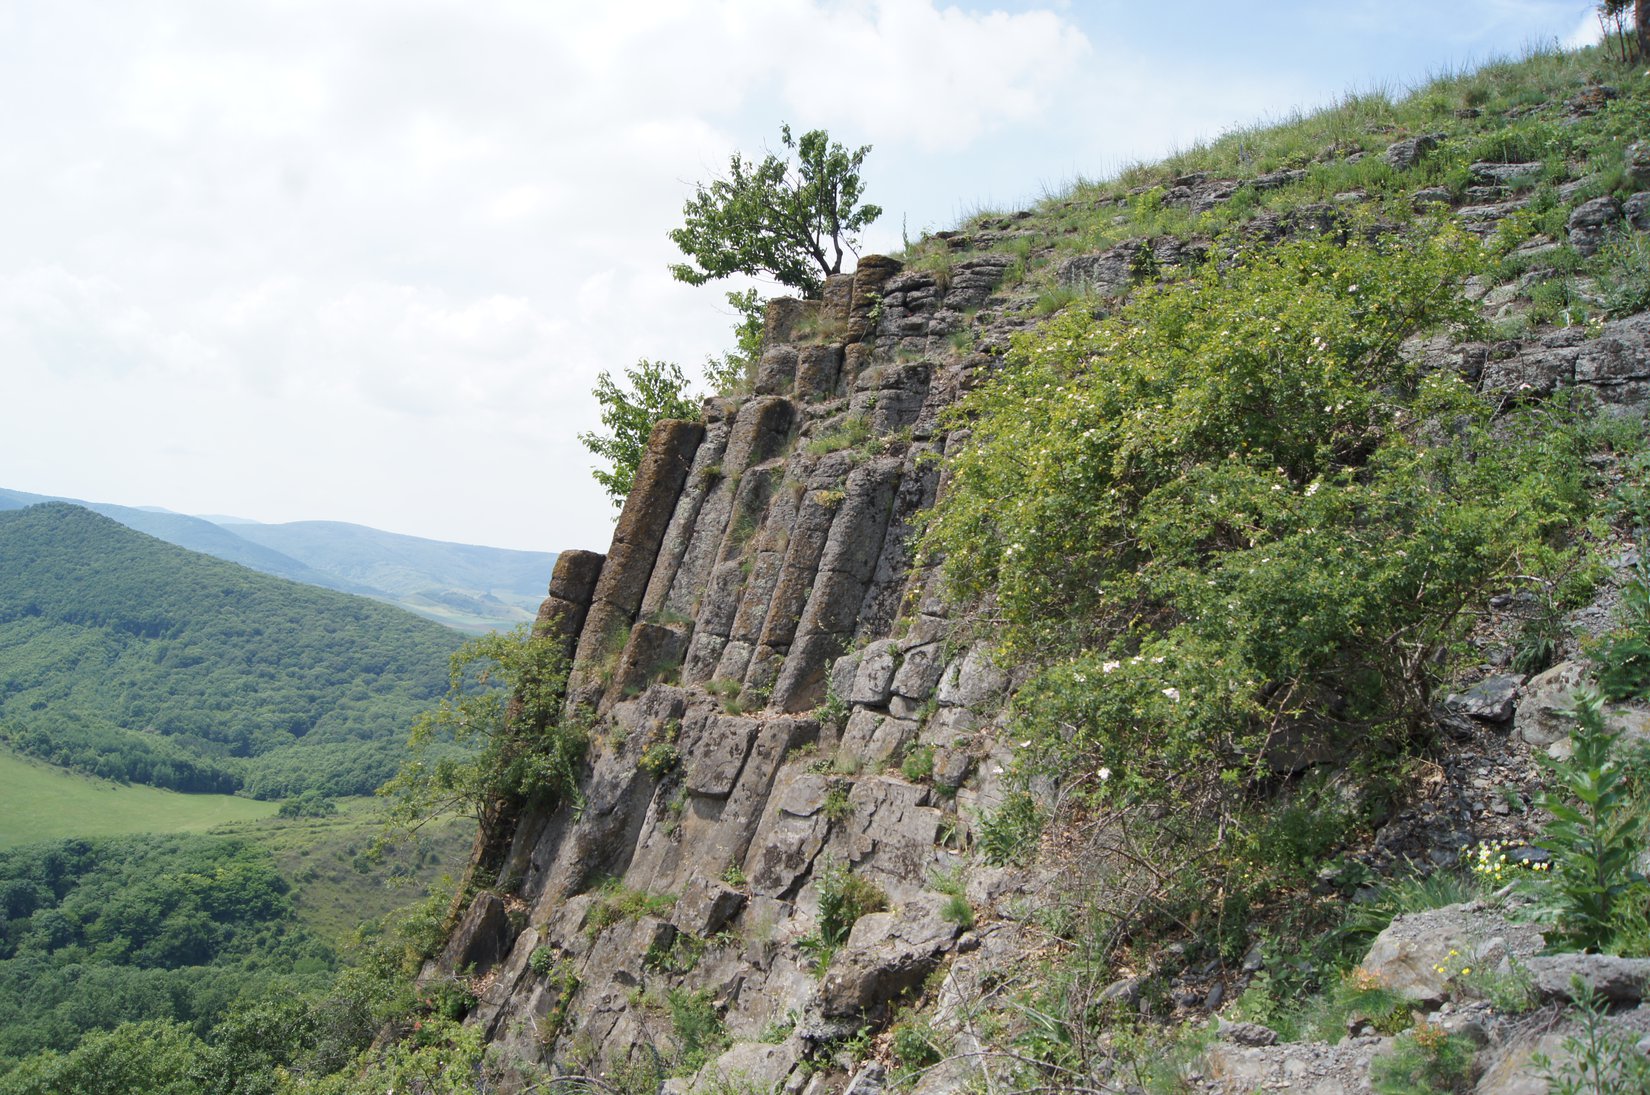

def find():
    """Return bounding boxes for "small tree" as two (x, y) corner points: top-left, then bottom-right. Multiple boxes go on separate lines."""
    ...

(1599, 1), (1649, 60)
(380, 624), (585, 856)
(578, 359), (700, 507)
(669, 124), (882, 298)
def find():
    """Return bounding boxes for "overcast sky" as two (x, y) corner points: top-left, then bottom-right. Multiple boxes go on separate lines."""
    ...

(0, 0), (1605, 552)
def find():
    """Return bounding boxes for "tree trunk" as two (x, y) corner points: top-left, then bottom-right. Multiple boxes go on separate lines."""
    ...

(1638, 0), (1649, 62)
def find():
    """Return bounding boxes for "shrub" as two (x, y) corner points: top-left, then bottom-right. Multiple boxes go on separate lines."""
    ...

(1371, 1020), (1476, 1094)
(922, 226), (1588, 811)
(1532, 688), (1650, 953)
(815, 860), (887, 949)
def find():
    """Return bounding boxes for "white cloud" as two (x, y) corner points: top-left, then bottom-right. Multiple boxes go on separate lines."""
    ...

(0, 0), (1606, 551)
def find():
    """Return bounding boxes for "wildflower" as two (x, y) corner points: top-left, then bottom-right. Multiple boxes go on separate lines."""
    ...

(1097, 767), (1112, 781)
(1162, 687), (1181, 703)
(1102, 661), (1120, 674)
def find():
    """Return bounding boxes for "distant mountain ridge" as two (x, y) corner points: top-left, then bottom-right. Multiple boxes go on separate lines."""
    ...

(0, 487), (555, 633)
(0, 502), (465, 797)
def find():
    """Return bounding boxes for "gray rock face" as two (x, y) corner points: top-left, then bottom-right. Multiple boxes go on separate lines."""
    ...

(1470, 161), (1545, 187)
(1442, 674), (1522, 723)
(817, 895), (959, 1018)
(1515, 660), (1590, 746)
(1384, 133), (1440, 170)
(438, 892), (516, 978)
(1526, 954), (1650, 1004)
(1568, 195), (1623, 257)
(1358, 902), (1544, 1007)
(936, 643), (1009, 708)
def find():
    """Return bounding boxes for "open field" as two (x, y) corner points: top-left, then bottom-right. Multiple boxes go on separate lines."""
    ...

(0, 747), (275, 846)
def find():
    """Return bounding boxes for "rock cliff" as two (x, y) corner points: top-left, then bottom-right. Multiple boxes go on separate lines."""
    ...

(432, 73), (1650, 1094)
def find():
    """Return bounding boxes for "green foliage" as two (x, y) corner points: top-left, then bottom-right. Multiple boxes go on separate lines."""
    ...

(0, 1018), (207, 1095)
(1370, 1021), (1477, 1094)
(380, 623), (584, 848)
(1533, 688), (1650, 953)
(822, 783), (853, 822)
(665, 987), (727, 1074)
(1537, 980), (1650, 1094)
(579, 359), (701, 507)
(278, 791), (340, 819)
(804, 413), (872, 456)
(0, 834), (333, 1068)
(704, 288), (767, 396)
(923, 228), (1591, 809)
(900, 744), (935, 783)
(0, 504), (460, 797)
(977, 792), (1043, 867)
(1592, 552), (1650, 702)
(669, 124), (882, 297)
(639, 740), (681, 779)
(583, 879), (677, 940)
(804, 859), (887, 970)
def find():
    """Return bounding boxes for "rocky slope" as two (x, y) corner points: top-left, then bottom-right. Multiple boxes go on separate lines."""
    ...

(431, 52), (1650, 1095)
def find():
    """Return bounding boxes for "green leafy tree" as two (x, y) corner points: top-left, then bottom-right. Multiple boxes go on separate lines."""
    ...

(1598, 2), (1649, 60)
(380, 624), (585, 859)
(669, 124), (882, 297)
(578, 359), (700, 507)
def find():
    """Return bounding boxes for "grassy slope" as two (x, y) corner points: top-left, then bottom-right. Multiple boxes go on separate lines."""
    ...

(0, 747), (274, 846)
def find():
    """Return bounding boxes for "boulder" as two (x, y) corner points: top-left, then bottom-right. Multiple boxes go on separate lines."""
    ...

(1384, 133), (1440, 170)
(1358, 902), (1543, 1007)
(1525, 954), (1650, 1004)
(1515, 660), (1591, 746)
(817, 895), (959, 1018)
(1568, 195), (1624, 257)
(1441, 674), (1521, 723)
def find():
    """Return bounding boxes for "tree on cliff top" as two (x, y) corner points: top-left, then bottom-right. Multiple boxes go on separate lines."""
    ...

(578, 359), (700, 507)
(669, 124), (882, 298)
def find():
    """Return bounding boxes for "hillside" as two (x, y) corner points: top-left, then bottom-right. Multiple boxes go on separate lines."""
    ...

(0, 487), (555, 633)
(0, 503), (464, 798)
(6, 39), (1650, 1095)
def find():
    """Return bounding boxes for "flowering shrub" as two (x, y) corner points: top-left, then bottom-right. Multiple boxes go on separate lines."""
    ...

(923, 227), (1591, 804)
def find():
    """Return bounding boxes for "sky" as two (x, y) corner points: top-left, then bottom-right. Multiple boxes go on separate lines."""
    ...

(0, 0), (1608, 553)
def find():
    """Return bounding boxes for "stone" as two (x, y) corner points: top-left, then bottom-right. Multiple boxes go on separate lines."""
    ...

(685, 715), (761, 799)
(1515, 660), (1591, 746)
(796, 345), (844, 402)
(437, 892), (515, 977)
(1568, 195), (1623, 257)
(764, 298), (816, 346)
(849, 640), (900, 706)
(1525, 954), (1650, 1004)
(1576, 313), (1650, 388)
(1628, 142), (1650, 189)
(694, 1038), (803, 1093)
(1469, 161), (1545, 188)
(817, 894), (959, 1018)
(1411, 186), (1453, 208)
(936, 643), (1009, 708)
(1623, 190), (1650, 233)
(1358, 902), (1544, 1007)
(1058, 240), (1150, 296)
(1441, 674), (1521, 723)
(1217, 1019), (1277, 1047)
(1384, 133), (1440, 170)
(891, 642), (946, 701)
(675, 877), (747, 938)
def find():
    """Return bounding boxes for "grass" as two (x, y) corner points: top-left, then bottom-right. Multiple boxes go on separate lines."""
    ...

(0, 748), (477, 945)
(0, 746), (275, 846)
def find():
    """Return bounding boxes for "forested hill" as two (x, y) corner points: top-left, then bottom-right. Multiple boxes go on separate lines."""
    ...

(0, 503), (465, 798)
(0, 487), (556, 633)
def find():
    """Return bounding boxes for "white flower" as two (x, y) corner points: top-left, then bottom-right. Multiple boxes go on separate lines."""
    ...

(1304, 481), (1320, 497)
(1151, 656), (1165, 664)
(1019, 740), (1031, 748)
(1102, 661), (1121, 674)
(992, 766), (1005, 775)
(1162, 687), (1181, 703)
(1097, 767), (1112, 781)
